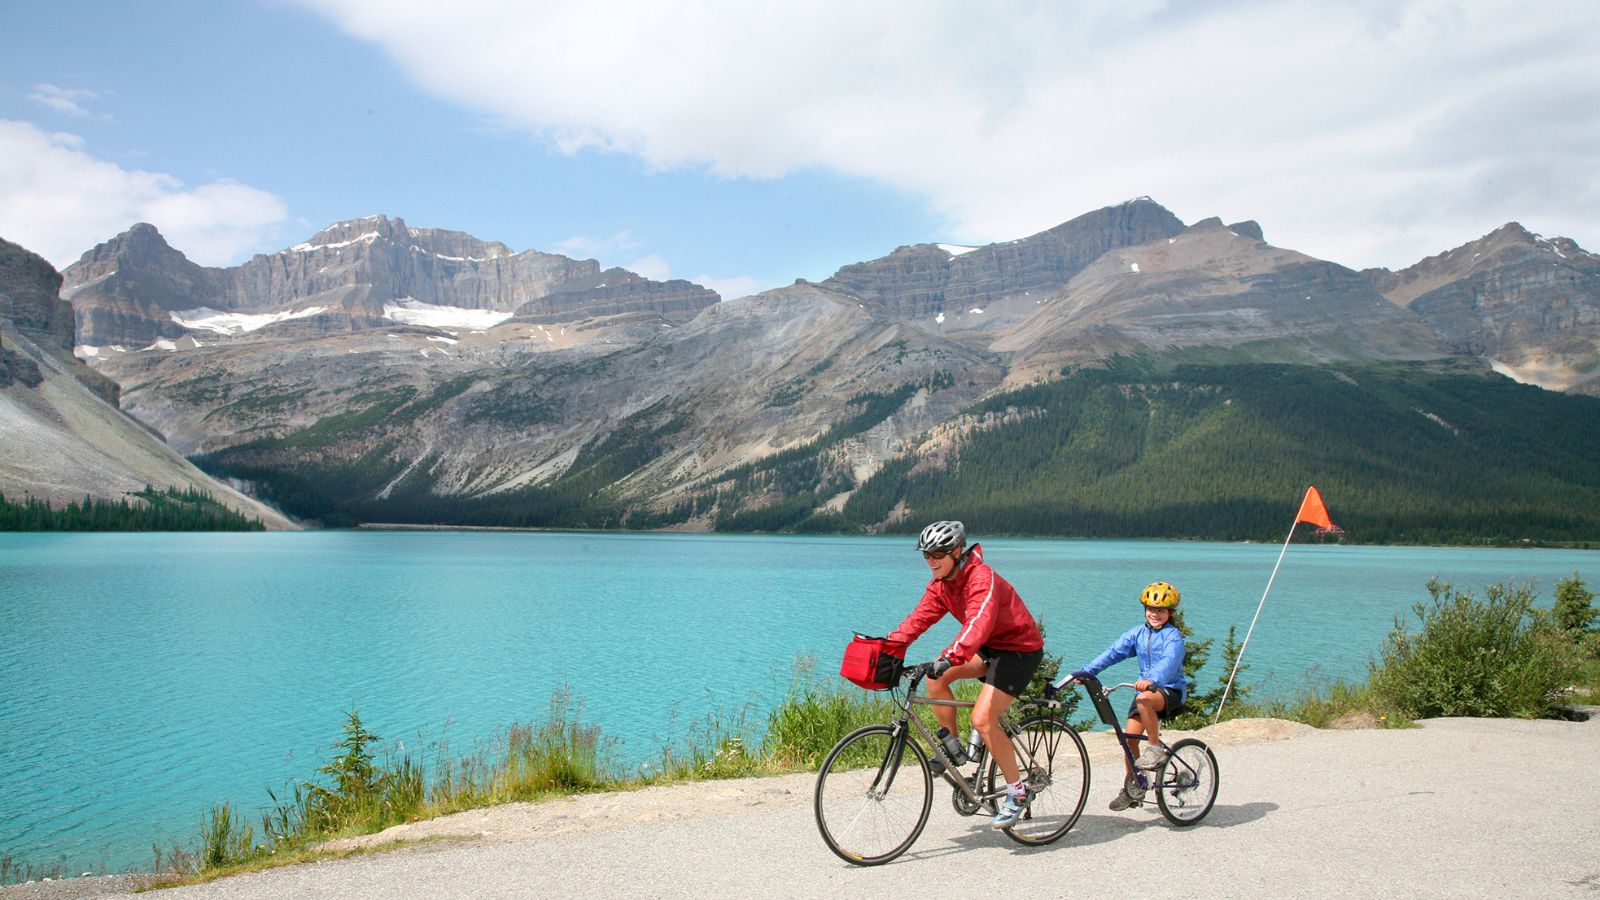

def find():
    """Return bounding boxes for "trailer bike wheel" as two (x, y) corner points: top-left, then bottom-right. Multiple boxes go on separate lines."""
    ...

(813, 724), (933, 865)
(1155, 738), (1218, 826)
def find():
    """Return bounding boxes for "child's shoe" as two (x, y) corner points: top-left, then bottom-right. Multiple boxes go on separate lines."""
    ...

(1135, 743), (1169, 770)
(1109, 785), (1146, 810)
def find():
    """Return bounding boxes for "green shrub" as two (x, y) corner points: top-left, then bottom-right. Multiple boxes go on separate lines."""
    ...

(1370, 578), (1582, 719)
(1553, 573), (1597, 644)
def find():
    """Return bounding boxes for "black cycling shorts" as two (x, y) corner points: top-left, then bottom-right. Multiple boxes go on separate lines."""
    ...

(1126, 686), (1185, 722)
(977, 647), (1043, 697)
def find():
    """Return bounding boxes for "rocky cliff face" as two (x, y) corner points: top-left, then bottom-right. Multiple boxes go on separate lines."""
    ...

(1365, 224), (1600, 393)
(0, 237), (290, 525)
(821, 198), (1186, 321)
(514, 268), (719, 322)
(1, 237), (119, 404)
(2, 236), (76, 352)
(61, 216), (720, 347)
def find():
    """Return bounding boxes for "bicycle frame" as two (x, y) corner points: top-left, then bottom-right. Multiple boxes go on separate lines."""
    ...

(1076, 673), (1199, 795)
(814, 661), (1093, 864)
(880, 667), (1050, 810)
(1080, 675), (1149, 770)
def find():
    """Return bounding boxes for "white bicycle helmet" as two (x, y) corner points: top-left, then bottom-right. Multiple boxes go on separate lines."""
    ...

(917, 520), (966, 552)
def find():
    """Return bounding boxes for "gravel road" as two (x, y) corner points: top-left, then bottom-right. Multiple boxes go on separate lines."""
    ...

(9, 713), (1598, 898)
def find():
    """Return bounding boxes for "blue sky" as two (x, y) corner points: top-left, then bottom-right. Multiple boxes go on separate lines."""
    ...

(2, 1), (1597, 299)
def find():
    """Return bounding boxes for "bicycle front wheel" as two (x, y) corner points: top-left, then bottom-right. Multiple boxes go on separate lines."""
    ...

(1000, 715), (1090, 846)
(1156, 738), (1218, 825)
(814, 724), (932, 865)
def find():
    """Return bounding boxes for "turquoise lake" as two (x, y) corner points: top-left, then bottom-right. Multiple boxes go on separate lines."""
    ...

(1, 530), (1595, 872)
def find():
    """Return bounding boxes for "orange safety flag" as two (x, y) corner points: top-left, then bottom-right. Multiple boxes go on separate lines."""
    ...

(1295, 485), (1334, 530)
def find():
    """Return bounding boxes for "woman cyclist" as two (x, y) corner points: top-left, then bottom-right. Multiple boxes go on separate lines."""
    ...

(887, 520), (1044, 829)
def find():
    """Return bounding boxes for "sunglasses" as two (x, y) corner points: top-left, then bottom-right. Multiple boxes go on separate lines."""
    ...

(922, 548), (955, 560)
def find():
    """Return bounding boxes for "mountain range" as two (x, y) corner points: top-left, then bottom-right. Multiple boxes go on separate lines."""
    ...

(4, 197), (1597, 538)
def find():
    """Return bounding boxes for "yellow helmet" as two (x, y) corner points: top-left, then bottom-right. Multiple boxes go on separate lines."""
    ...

(1140, 581), (1180, 609)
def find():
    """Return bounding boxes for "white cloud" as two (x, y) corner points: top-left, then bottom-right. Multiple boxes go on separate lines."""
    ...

(298, 0), (1599, 269)
(27, 84), (108, 120)
(555, 230), (643, 259)
(621, 254), (670, 282)
(614, 255), (762, 299)
(691, 275), (763, 302)
(0, 120), (288, 268)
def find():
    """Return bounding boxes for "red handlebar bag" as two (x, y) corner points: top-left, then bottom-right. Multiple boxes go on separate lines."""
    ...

(840, 633), (907, 690)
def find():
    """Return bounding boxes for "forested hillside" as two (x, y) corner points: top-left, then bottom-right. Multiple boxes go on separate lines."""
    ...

(839, 360), (1600, 544)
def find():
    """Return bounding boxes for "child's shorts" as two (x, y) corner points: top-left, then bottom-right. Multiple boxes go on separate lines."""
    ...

(1127, 687), (1185, 722)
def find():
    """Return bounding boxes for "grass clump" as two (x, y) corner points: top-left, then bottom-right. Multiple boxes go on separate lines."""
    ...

(763, 657), (901, 770)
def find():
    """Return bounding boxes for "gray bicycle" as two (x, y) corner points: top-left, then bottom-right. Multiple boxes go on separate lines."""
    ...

(813, 660), (1090, 865)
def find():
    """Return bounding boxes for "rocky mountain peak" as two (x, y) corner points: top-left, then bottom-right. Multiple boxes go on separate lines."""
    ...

(1037, 197), (1185, 243)
(1365, 224), (1600, 393)
(1370, 222), (1597, 308)
(291, 215), (404, 251)
(822, 198), (1188, 321)
(63, 223), (195, 292)
(288, 215), (520, 263)
(1227, 220), (1265, 241)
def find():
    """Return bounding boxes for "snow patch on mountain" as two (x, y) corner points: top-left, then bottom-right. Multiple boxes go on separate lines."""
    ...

(74, 345), (129, 359)
(171, 306), (329, 335)
(409, 245), (497, 262)
(289, 232), (381, 252)
(384, 299), (514, 330)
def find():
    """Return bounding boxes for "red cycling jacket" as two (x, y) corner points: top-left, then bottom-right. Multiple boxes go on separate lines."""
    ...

(888, 543), (1043, 665)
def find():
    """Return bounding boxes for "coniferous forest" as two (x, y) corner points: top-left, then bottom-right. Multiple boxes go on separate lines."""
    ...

(835, 360), (1600, 544)
(0, 486), (264, 532)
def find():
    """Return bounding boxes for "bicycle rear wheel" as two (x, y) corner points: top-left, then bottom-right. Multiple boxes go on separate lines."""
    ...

(814, 724), (933, 865)
(999, 715), (1090, 846)
(1155, 738), (1218, 825)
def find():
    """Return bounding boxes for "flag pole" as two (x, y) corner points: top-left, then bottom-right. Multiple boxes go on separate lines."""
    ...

(1212, 496), (1305, 724)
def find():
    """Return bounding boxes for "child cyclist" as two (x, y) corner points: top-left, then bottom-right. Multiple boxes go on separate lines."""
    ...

(888, 520), (1045, 829)
(1050, 581), (1187, 811)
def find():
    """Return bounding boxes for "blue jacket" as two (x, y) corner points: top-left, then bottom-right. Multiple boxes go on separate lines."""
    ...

(1083, 622), (1187, 703)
